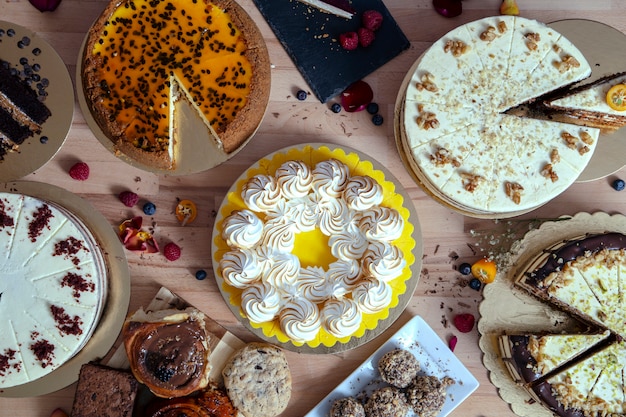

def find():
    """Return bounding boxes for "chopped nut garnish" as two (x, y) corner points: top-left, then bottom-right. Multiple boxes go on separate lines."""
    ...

(480, 26), (497, 42)
(550, 149), (560, 164)
(430, 147), (460, 167)
(444, 39), (469, 57)
(416, 111), (440, 130)
(580, 131), (594, 145)
(524, 32), (540, 51)
(553, 44), (562, 54)
(541, 164), (559, 182)
(415, 73), (439, 92)
(460, 172), (484, 192)
(561, 131), (578, 149)
(505, 181), (524, 204)
(497, 21), (508, 34)
(554, 55), (581, 73)
(579, 145), (590, 155)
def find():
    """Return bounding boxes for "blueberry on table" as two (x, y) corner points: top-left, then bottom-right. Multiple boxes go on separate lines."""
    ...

(613, 179), (625, 191)
(296, 90), (308, 101)
(195, 270), (207, 280)
(372, 114), (384, 126)
(330, 103), (341, 113)
(469, 278), (482, 291)
(458, 262), (472, 275)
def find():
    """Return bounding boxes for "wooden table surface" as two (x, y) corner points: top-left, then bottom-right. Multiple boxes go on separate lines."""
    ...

(2, 0), (626, 416)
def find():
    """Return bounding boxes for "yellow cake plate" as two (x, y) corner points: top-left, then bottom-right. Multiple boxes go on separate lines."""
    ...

(211, 144), (423, 353)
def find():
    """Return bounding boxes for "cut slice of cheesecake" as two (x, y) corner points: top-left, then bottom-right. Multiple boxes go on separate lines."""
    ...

(531, 341), (626, 416)
(542, 72), (626, 133)
(499, 331), (611, 385)
(296, 0), (355, 19)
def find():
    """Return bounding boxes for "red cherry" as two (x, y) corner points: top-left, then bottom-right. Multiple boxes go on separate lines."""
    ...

(341, 80), (374, 113)
(432, 0), (462, 18)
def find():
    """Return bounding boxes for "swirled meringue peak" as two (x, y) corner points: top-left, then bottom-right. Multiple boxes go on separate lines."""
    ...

(312, 159), (350, 199)
(264, 251), (300, 288)
(362, 241), (406, 282)
(329, 221), (368, 260)
(219, 248), (262, 289)
(353, 277), (392, 314)
(260, 219), (296, 253)
(317, 197), (352, 236)
(279, 298), (321, 343)
(322, 298), (362, 338)
(358, 206), (404, 242)
(343, 175), (384, 211)
(327, 259), (362, 290)
(241, 281), (282, 323)
(242, 174), (282, 212)
(276, 160), (313, 199)
(221, 209), (264, 249)
(297, 266), (330, 303)
(266, 197), (318, 233)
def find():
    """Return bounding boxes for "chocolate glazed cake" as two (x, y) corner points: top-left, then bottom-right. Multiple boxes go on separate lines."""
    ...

(0, 59), (51, 157)
(500, 232), (626, 417)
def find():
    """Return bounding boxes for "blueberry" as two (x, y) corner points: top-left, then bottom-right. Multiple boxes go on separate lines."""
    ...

(469, 278), (482, 291)
(367, 102), (379, 114)
(372, 114), (384, 126)
(32, 47), (42, 56)
(39, 136), (48, 144)
(330, 103), (341, 113)
(296, 89), (307, 101)
(143, 201), (156, 215)
(21, 36), (30, 46)
(195, 269), (207, 280)
(7, 29), (15, 37)
(154, 367), (175, 382)
(458, 262), (472, 275)
(613, 179), (625, 191)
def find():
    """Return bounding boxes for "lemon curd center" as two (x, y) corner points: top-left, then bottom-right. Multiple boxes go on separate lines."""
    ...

(292, 228), (337, 269)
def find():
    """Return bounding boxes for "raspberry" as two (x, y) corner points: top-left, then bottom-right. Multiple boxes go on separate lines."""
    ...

(358, 27), (376, 48)
(119, 190), (139, 207)
(68, 162), (89, 181)
(163, 242), (181, 261)
(453, 313), (475, 333)
(339, 31), (359, 51)
(362, 10), (383, 31)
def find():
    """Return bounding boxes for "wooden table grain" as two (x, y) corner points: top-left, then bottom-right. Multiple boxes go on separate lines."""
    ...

(1, 1), (625, 416)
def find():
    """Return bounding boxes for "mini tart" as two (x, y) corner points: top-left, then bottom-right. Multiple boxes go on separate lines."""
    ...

(82, 0), (270, 170)
(123, 307), (212, 398)
(145, 386), (237, 417)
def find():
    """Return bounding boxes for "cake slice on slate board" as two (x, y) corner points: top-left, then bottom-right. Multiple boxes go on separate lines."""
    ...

(253, 0), (409, 102)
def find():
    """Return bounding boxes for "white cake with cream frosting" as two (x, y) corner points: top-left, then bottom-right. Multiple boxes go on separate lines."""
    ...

(401, 15), (600, 215)
(218, 159), (405, 343)
(0, 192), (106, 388)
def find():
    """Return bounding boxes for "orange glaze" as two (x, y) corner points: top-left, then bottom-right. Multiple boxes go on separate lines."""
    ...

(91, 0), (253, 152)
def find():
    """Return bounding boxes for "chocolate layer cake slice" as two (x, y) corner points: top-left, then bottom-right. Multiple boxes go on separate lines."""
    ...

(0, 59), (52, 154)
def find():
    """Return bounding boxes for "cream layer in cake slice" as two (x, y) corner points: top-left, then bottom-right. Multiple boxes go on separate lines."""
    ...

(532, 341), (626, 416)
(499, 331), (611, 384)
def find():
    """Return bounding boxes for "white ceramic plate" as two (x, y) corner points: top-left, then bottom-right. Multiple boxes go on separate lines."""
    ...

(304, 315), (479, 417)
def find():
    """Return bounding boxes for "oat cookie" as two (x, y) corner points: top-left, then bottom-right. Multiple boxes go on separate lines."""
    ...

(364, 387), (408, 417)
(405, 375), (455, 417)
(222, 342), (291, 417)
(330, 396), (365, 417)
(377, 348), (420, 388)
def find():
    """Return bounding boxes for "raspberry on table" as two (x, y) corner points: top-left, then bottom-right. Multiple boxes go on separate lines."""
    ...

(163, 242), (181, 261)
(339, 31), (359, 50)
(362, 10), (383, 31)
(68, 162), (90, 181)
(453, 313), (475, 333)
(119, 190), (139, 207)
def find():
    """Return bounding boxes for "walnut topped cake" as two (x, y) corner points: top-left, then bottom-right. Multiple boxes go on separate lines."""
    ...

(0, 192), (107, 389)
(81, 0), (270, 171)
(399, 16), (600, 216)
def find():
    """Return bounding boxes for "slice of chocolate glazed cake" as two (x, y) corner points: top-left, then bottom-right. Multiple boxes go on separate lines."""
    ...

(0, 58), (51, 152)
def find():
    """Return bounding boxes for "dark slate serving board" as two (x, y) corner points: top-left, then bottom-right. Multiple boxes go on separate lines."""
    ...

(252, 0), (410, 103)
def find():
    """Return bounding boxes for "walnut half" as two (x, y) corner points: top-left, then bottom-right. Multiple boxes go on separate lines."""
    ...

(460, 172), (484, 192)
(505, 181), (524, 205)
